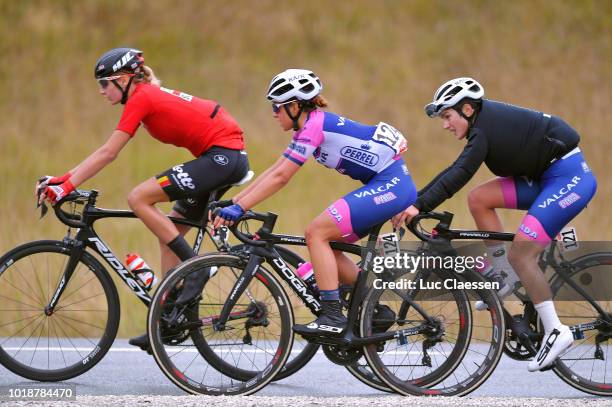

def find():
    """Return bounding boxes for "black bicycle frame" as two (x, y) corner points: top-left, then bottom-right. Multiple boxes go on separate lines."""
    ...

(46, 192), (211, 312)
(214, 220), (435, 346)
(412, 211), (612, 351)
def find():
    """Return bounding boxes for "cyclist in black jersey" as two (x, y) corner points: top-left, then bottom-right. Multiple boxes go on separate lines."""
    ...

(393, 77), (597, 372)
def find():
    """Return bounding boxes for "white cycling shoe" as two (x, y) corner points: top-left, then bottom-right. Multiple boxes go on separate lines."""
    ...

(527, 325), (573, 372)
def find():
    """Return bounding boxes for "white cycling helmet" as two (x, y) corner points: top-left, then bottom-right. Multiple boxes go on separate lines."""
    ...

(266, 69), (322, 103)
(425, 77), (484, 118)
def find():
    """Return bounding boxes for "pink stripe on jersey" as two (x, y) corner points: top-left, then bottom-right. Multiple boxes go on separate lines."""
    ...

(499, 177), (517, 209)
(518, 214), (552, 245)
(283, 110), (325, 165)
(283, 148), (307, 164)
(294, 109), (325, 146)
(326, 198), (356, 242)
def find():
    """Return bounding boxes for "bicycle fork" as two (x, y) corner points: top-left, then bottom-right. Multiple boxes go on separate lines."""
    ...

(214, 254), (265, 332)
(44, 238), (86, 316)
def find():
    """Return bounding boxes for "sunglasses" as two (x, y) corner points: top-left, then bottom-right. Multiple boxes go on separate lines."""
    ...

(271, 100), (294, 114)
(97, 74), (134, 88)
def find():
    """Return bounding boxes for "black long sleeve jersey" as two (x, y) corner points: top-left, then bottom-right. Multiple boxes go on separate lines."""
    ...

(415, 99), (580, 212)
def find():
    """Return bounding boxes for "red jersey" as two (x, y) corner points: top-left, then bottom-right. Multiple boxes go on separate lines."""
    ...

(116, 83), (245, 156)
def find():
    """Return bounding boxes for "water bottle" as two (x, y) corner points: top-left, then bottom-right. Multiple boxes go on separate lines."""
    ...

(125, 253), (158, 291)
(296, 262), (319, 297)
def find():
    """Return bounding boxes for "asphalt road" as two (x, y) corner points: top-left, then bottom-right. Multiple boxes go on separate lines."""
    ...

(1, 340), (611, 406)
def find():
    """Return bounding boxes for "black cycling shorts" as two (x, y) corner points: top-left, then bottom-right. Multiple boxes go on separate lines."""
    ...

(156, 146), (249, 221)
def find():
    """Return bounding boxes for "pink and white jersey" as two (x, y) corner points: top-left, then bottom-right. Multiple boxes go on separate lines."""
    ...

(282, 110), (407, 183)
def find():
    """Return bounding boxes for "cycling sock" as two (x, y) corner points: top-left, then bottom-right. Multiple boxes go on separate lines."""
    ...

(486, 244), (512, 271)
(485, 243), (519, 286)
(167, 235), (196, 262)
(535, 300), (563, 332)
(319, 289), (340, 301)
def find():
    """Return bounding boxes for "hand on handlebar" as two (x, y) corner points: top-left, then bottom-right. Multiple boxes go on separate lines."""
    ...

(212, 204), (244, 229)
(35, 173), (72, 204)
(44, 180), (75, 205)
(207, 199), (235, 224)
(391, 204), (420, 229)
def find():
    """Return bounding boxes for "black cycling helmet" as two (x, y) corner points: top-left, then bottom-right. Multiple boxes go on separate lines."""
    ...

(94, 47), (144, 104)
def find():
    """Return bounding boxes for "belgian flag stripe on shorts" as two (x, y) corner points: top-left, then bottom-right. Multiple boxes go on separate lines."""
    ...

(157, 176), (171, 188)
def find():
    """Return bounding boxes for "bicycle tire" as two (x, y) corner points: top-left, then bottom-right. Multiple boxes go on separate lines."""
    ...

(362, 266), (505, 396)
(262, 245), (320, 381)
(546, 252), (612, 396)
(0, 240), (120, 381)
(147, 253), (294, 396)
(344, 360), (394, 393)
(176, 244), (320, 382)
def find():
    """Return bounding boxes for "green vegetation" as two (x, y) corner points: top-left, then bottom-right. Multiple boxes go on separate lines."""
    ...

(1, 0), (610, 336)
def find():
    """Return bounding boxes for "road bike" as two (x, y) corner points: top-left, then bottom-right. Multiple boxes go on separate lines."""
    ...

(408, 211), (612, 396)
(147, 209), (506, 396)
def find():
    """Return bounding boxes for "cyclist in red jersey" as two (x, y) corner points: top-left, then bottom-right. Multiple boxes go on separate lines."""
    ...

(36, 47), (250, 351)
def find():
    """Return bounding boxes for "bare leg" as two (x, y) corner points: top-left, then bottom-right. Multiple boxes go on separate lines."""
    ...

(160, 210), (192, 275)
(304, 212), (345, 291)
(508, 234), (551, 303)
(468, 178), (506, 243)
(335, 250), (359, 285)
(127, 178), (180, 244)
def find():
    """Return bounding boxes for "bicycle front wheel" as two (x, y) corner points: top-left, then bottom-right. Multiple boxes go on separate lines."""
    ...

(0, 240), (120, 381)
(362, 267), (505, 396)
(547, 252), (612, 396)
(147, 253), (293, 396)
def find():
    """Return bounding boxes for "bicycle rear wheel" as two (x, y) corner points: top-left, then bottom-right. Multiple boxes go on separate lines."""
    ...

(547, 252), (612, 396)
(148, 253), (293, 395)
(362, 267), (505, 396)
(0, 240), (119, 381)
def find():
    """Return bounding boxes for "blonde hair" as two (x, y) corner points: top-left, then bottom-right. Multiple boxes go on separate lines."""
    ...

(303, 94), (328, 112)
(313, 95), (328, 108)
(137, 65), (162, 87)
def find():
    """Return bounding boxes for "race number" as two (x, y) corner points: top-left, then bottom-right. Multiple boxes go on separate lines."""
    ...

(373, 122), (408, 156)
(379, 232), (400, 258)
(556, 226), (579, 252)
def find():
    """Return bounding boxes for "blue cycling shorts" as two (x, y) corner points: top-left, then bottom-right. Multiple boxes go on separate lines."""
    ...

(326, 159), (417, 242)
(499, 148), (597, 244)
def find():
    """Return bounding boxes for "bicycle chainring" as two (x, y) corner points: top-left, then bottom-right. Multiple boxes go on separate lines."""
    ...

(503, 314), (541, 360)
(322, 345), (363, 366)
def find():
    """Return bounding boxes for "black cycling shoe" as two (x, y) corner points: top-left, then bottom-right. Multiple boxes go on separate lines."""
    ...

(175, 267), (211, 306)
(293, 300), (347, 337)
(128, 332), (151, 354)
(372, 303), (396, 334)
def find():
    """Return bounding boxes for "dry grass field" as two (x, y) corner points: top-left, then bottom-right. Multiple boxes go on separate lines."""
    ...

(0, 0), (610, 336)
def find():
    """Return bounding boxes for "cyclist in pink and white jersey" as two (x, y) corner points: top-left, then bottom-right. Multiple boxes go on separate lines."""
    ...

(213, 69), (417, 335)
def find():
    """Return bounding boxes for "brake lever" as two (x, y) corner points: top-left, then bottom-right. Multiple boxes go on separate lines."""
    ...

(36, 183), (49, 219)
(397, 226), (406, 240)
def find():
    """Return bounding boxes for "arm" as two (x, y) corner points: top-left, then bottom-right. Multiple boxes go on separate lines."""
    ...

(417, 166), (452, 196)
(39, 131), (131, 204)
(212, 158), (300, 227)
(235, 158), (300, 210)
(69, 130), (131, 187)
(415, 131), (488, 212)
(231, 156), (286, 202)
